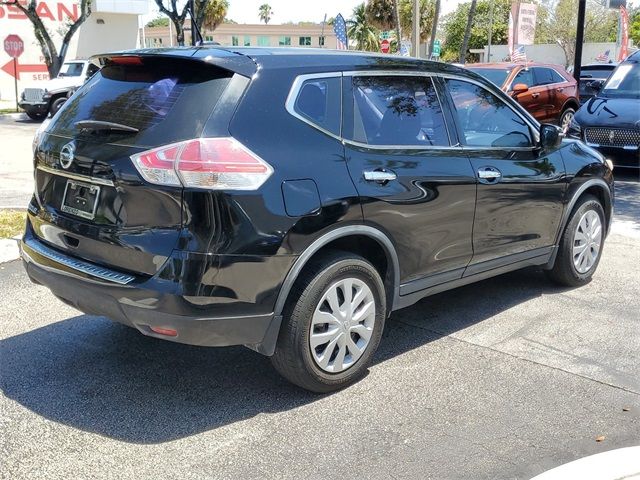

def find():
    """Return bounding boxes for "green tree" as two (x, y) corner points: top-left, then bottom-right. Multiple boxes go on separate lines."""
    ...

(429, 0), (440, 57)
(630, 7), (640, 47)
(398, 0), (436, 41)
(259, 3), (273, 24)
(152, 0), (228, 45)
(0, 0), (92, 78)
(200, 0), (229, 33)
(365, 0), (403, 45)
(440, 0), (510, 63)
(146, 16), (169, 28)
(536, 0), (619, 67)
(348, 3), (380, 51)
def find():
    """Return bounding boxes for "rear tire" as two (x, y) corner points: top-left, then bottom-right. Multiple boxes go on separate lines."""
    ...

(546, 195), (605, 287)
(271, 251), (386, 393)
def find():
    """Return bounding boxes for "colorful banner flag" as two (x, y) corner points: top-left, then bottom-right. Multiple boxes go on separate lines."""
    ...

(618, 6), (629, 61)
(334, 13), (348, 50)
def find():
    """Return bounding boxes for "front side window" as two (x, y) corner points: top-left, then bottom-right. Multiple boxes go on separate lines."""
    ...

(445, 79), (532, 148)
(293, 77), (341, 136)
(58, 63), (84, 78)
(350, 76), (449, 146)
(299, 36), (311, 46)
(510, 68), (533, 89)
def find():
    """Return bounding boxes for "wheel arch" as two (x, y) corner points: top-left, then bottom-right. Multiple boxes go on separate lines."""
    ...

(561, 97), (580, 114)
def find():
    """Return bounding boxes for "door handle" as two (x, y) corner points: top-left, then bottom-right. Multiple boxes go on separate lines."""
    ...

(363, 169), (397, 183)
(477, 166), (502, 184)
(531, 93), (540, 98)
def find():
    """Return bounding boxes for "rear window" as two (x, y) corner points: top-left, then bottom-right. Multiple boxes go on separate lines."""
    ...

(49, 57), (233, 147)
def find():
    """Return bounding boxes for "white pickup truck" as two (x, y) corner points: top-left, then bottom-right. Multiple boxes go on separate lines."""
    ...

(19, 60), (100, 121)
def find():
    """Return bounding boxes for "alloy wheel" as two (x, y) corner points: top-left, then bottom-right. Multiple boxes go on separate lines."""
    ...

(309, 278), (376, 373)
(561, 110), (574, 133)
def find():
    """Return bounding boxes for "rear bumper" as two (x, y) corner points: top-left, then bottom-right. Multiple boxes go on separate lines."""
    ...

(21, 233), (292, 355)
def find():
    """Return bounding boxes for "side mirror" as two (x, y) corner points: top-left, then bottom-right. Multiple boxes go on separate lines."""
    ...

(540, 124), (563, 149)
(512, 83), (529, 95)
(587, 79), (604, 92)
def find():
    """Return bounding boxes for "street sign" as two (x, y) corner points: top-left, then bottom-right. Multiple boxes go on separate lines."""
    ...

(4, 34), (24, 59)
(1, 59), (48, 80)
(380, 39), (390, 54)
(433, 39), (441, 57)
(380, 31), (391, 40)
(3, 34), (24, 113)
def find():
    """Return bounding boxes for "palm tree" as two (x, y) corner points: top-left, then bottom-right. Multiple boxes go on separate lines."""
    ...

(201, 0), (229, 33)
(258, 3), (273, 24)
(365, 0), (402, 46)
(459, 0), (477, 63)
(348, 3), (380, 52)
(429, 0), (439, 58)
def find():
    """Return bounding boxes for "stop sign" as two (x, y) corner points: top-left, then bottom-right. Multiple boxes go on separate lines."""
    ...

(380, 39), (390, 54)
(4, 34), (24, 59)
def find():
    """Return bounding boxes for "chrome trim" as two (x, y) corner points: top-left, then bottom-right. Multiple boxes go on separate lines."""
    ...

(343, 139), (463, 151)
(285, 72), (343, 141)
(478, 169), (501, 179)
(36, 164), (115, 187)
(23, 237), (135, 285)
(363, 170), (397, 182)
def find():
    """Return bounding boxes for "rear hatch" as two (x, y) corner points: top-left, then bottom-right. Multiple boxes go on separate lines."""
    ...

(30, 55), (236, 276)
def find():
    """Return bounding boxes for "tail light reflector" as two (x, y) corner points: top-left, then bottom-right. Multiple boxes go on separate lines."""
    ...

(130, 137), (273, 190)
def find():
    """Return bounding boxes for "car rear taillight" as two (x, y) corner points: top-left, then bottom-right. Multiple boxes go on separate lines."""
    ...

(130, 137), (273, 190)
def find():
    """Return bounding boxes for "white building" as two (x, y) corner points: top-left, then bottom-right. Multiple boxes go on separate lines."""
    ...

(0, 0), (147, 102)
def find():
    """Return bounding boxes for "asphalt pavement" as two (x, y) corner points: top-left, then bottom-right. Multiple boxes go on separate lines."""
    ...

(1, 115), (639, 479)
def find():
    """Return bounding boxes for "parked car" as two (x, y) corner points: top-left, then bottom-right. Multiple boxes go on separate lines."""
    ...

(568, 51), (640, 169)
(22, 48), (614, 392)
(467, 62), (580, 132)
(578, 63), (617, 104)
(19, 60), (100, 121)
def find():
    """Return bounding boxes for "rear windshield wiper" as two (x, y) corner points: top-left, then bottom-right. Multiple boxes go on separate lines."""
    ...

(75, 120), (139, 133)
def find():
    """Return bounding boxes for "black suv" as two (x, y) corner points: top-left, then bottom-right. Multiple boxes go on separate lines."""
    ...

(22, 48), (614, 392)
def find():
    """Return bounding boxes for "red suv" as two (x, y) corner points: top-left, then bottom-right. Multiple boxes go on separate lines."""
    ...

(468, 63), (580, 132)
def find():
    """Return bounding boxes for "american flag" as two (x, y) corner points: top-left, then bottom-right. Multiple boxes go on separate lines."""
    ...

(595, 50), (610, 62)
(334, 13), (348, 50)
(511, 45), (526, 63)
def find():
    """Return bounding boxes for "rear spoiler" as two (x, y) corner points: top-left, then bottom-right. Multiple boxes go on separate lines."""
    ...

(90, 48), (257, 78)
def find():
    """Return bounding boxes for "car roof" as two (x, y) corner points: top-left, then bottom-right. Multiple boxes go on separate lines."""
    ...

(95, 46), (470, 78)
(467, 62), (566, 70)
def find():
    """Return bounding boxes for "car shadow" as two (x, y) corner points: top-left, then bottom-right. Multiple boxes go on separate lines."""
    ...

(1, 268), (572, 444)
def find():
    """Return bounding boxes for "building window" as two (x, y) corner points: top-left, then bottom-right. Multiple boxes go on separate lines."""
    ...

(318, 36), (325, 47)
(232, 35), (239, 46)
(205, 35), (213, 42)
(299, 36), (311, 46)
(258, 35), (270, 46)
(243, 35), (251, 46)
(279, 36), (291, 46)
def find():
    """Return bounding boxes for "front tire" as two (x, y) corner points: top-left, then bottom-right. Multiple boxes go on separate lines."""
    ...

(559, 107), (575, 134)
(49, 97), (66, 117)
(271, 251), (386, 393)
(546, 195), (605, 287)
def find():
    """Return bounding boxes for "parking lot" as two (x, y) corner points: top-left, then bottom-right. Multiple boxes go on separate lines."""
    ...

(1, 115), (639, 479)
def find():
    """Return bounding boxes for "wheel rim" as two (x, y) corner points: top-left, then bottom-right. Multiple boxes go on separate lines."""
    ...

(309, 278), (376, 374)
(561, 111), (574, 133)
(572, 210), (602, 274)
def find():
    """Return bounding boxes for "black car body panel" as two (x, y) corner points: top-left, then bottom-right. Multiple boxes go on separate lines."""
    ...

(22, 47), (615, 356)
(570, 53), (640, 169)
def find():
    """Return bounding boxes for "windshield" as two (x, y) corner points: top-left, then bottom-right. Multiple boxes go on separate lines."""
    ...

(58, 62), (84, 78)
(601, 63), (640, 98)
(468, 68), (511, 88)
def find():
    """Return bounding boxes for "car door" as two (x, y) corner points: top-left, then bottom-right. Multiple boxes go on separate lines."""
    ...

(509, 67), (544, 121)
(532, 67), (562, 122)
(441, 77), (566, 273)
(342, 73), (477, 294)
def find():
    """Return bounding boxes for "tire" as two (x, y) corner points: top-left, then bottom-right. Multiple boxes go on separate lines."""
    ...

(25, 110), (47, 121)
(559, 107), (575, 134)
(271, 251), (386, 393)
(546, 194), (605, 287)
(49, 97), (67, 117)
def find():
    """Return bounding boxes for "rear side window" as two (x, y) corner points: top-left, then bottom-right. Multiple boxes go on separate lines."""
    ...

(293, 77), (341, 136)
(349, 75), (449, 146)
(49, 57), (233, 147)
(534, 67), (565, 86)
(510, 68), (533, 89)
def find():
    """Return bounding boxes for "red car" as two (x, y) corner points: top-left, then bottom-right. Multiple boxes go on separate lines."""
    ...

(467, 62), (580, 132)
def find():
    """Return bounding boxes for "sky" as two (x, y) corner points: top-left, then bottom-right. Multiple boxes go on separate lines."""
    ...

(145, 0), (466, 25)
